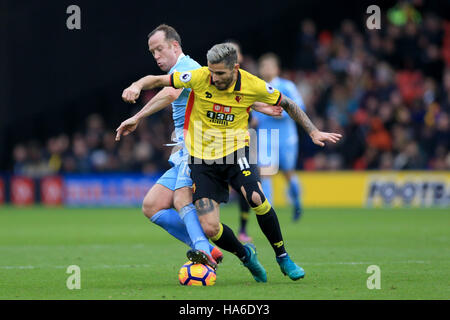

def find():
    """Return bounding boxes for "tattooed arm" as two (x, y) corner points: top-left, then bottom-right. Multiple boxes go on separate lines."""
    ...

(279, 96), (342, 147)
(279, 96), (317, 134)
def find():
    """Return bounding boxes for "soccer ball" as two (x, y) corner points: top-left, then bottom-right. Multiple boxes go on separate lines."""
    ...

(178, 261), (216, 286)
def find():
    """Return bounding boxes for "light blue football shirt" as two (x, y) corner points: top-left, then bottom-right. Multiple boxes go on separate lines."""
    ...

(252, 76), (305, 146)
(168, 54), (201, 143)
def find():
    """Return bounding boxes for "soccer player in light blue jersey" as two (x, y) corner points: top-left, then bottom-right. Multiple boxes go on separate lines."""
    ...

(116, 25), (222, 268)
(252, 53), (305, 221)
(116, 26), (284, 269)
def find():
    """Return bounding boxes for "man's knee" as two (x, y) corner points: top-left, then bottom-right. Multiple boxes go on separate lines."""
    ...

(241, 183), (266, 207)
(142, 192), (172, 219)
(202, 220), (221, 239)
(142, 198), (157, 219)
(194, 198), (219, 238)
(173, 187), (193, 211)
(250, 191), (263, 206)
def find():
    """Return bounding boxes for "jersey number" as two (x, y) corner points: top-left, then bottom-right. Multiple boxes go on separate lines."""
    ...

(238, 157), (250, 171)
(206, 111), (234, 122)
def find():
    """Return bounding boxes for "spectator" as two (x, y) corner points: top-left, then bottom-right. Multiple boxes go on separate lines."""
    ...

(12, 144), (28, 175)
(11, 7), (450, 173)
(295, 19), (317, 71)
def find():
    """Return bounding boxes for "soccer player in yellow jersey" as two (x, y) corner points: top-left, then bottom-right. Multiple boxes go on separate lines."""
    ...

(124, 43), (341, 282)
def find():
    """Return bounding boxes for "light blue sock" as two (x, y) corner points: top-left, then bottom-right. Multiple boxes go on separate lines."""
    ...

(150, 209), (193, 248)
(288, 176), (301, 211)
(261, 177), (273, 204)
(179, 203), (211, 254)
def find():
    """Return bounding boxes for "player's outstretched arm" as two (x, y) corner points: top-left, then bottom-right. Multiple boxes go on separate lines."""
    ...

(251, 102), (283, 117)
(279, 96), (342, 147)
(122, 74), (172, 104)
(116, 86), (181, 141)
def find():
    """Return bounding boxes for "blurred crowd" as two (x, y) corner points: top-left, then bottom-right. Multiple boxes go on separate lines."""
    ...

(289, 3), (450, 171)
(11, 2), (450, 176)
(12, 101), (174, 177)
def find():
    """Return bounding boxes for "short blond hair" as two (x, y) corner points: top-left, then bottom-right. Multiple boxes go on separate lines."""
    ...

(206, 43), (238, 69)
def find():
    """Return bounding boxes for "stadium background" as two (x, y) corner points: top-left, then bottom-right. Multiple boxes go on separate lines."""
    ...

(1, 0), (449, 301)
(1, 0), (448, 207)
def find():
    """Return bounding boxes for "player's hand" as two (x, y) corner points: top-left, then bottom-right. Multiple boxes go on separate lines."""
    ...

(310, 130), (342, 147)
(115, 117), (139, 141)
(265, 106), (283, 117)
(122, 83), (142, 104)
(251, 103), (283, 117)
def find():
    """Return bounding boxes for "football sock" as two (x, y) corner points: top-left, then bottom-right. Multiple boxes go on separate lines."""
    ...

(150, 208), (193, 248)
(260, 177), (273, 204)
(288, 176), (301, 211)
(253, 199), (287, 257)
(179, 204), (211, 254)
(210, 223), (247, 261)
(238, 193), (250, 233)
(239, 211), (249, 233)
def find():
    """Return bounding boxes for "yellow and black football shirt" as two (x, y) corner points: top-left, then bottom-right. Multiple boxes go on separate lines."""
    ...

(170, 67), (282, 160)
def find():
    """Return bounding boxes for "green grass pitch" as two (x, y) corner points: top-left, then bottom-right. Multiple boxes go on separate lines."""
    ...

(0, 205), (448, 300)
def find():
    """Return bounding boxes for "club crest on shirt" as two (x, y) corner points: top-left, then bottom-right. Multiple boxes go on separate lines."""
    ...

(235, 95), (242, 103)
(265, 82), (274, 94)
(180, 72), (192, 83)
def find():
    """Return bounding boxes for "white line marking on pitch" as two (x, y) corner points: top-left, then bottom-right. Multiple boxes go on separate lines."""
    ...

(303, 260), (432, 265)
(0, 260), (437, 270)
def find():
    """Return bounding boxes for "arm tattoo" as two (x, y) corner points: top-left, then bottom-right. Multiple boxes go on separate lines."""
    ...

(279, 96), (317, 134)
(195, 198), (215, 216)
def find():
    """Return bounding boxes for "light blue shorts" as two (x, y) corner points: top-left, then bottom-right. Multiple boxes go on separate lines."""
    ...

(156, 150), (193, 191)
(258, 141), (299, 171)
(279, 142), (298, 171)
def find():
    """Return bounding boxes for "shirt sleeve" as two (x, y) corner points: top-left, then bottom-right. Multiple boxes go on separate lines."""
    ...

(170, 67), (204, 90)
(253, 78), (283, 106)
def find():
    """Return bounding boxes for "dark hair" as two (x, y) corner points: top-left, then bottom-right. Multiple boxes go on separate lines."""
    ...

(258, 52), (281, 69)
(147, 24), (182, 47)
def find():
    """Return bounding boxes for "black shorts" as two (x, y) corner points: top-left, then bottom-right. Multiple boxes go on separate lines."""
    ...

(189, 147), (260, 204)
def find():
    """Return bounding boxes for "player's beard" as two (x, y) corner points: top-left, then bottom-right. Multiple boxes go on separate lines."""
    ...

(214, 75), (234, 90)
